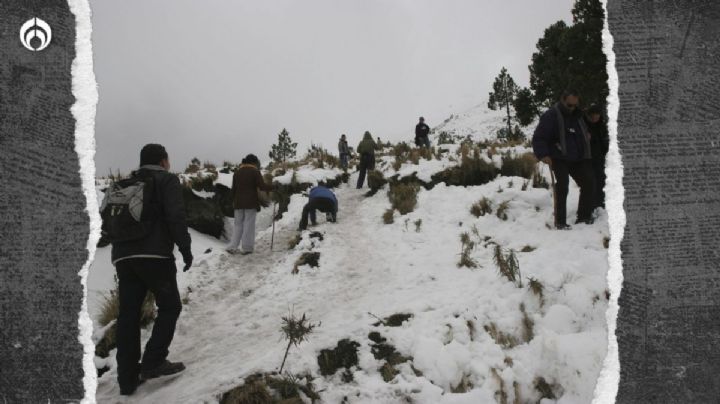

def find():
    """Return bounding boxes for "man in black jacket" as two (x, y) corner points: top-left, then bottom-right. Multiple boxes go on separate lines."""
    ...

(111, 144), (192, 395)
(532, 90), (595, 229)
(585, 104), (609, 209)
(415, 117), (430, 148)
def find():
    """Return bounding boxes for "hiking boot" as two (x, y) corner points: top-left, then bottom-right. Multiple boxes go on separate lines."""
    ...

(226, 248), (239, 255)
(239, 250), (253, 255)
(575, 217), (594, 225)
(141, 360), (185, 380)
(119, 379), (145, 396)
(555, 223), (572, 230)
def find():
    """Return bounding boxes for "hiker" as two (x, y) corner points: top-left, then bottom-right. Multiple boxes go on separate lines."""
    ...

(106, 144), (191, 395)
(299, 184), (338, 230)
(338, 134), (350, 170)
(532, 89), (595, 229)
(415, 116), (431, 148)
(356, 131), (377, 189)
(226, 154), (274, 255)
(585, 103), (609, 209)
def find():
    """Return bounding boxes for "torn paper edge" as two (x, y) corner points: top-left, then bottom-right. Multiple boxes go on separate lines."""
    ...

(69, 0), (100, 402)
(592, 1), (624, 403)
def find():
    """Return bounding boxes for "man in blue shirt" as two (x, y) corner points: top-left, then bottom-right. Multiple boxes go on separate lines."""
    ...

(532, 89), (595, 229)
(299, 184), (338, 230)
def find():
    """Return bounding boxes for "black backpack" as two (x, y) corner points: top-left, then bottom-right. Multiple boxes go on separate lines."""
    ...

(99, 172), (157, 243)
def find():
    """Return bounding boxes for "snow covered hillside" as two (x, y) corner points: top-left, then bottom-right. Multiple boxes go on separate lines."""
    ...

(89, 136), (609, 403)
(430, 103), (534, 144)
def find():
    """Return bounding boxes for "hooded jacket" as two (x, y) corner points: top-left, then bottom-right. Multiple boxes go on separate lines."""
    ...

(532, 102), (592, 161)
(231, 164), (273, 210)
(111, 165), (191, 265)
(357, 132), (377, 156)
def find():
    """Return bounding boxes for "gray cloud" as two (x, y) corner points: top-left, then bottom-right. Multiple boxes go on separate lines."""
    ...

(91, 0), (573, 174)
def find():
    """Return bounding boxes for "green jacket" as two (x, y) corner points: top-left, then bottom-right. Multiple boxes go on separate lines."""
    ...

(357, 133), (376, 155)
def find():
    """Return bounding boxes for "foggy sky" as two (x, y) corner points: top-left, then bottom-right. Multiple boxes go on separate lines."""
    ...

(91, 0), (573, 174)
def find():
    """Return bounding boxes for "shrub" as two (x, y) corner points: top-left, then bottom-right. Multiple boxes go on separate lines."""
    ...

(292, 252), (320, 274)
(95, 279), (156, 358)
(532, 169), (550, 189)
(367, 170), (387, 194)
(458, 232), (477, 268)
(220, 374), (273, 404)
(500, 152), (537, 179)
(388, 182), (420, 215)
(437, 131), (454, 144)
(527, 277), (544, 306)
(470, 197), (493, 217)
(382, 209), (394, 224)
(496, 200), (510, 220)
(279, 312), (318, 373)
(433, 154), (498, 187)
(519, 303), (534, 342)
(189, 173), (217, 192)
(484, 322), (519, 349)
(493, 245), (522, 287)
(317, 339), (361, 378)
(414, 219), (422, 232)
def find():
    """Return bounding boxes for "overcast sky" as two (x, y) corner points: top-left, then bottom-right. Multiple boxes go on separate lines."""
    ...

(91, 0), (573, 174)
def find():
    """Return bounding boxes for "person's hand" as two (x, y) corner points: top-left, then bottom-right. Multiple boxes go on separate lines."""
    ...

(181, 249), (193, 272)
(541, 156), (552, 166)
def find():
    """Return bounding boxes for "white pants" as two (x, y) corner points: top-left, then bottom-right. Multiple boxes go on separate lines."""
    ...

(228, 209), (257, 252)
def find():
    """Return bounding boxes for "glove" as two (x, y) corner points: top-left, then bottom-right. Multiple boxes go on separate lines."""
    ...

(180, 248), (193, 272)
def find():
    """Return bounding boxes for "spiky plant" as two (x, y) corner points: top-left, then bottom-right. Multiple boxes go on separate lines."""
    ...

(279, 312), (318, 374)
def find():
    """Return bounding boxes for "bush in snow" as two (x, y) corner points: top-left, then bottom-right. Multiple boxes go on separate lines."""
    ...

(382, 208), (394, 224)
(527, 277), (544, 306)
(493, 245), (522, 287)
(367, 169), (387, 195)
(433, 150), (498, 187)
(457, 232), (478, 268)
(519, 303), (535, 342)
(532, 168), (550, 189)
(484, 323), (520, 349)
(292, 252), (320, 274)
(500, 152), (537, 179)
(219, 373), (274, 404)
(317, 339), (361, 381)
(470, 197), (493, 217)
(95, 278), (156, 359)
(496, 200), (510, 221)
(189, 172), (217, 192)
(279, 312), (318, 373)
(414, 219), (422, 232)
(388, 182), (420, 215)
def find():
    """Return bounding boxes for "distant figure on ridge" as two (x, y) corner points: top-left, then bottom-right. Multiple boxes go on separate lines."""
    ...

(338, 134), (350, 170)
(532, 89), (594, 229)
(226, 154), (274, 255)
(299, 184), (338, 231)
(415, 116), (431, 148)
(356, 131), (377, 189)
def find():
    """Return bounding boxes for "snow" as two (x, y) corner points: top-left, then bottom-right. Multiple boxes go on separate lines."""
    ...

(90, 164), (608, 403)
(273, 165), (345, 185)
(431, 103), (535, 144)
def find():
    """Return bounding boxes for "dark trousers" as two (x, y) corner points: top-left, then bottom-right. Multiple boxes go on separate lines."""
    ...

(356, 154), (374, 188)
(551, 159), (595, 225)
(592, 158), (606, 208)
(115, 258), (181, 388)
(300, 197), (337, 230)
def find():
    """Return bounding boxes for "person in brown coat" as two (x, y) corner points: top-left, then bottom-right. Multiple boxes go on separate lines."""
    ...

(226, 154), (274, 254)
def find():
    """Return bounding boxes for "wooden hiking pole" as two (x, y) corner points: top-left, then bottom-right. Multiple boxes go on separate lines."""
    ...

(270, 201), (277, 252)
(548, 163), (557, 227)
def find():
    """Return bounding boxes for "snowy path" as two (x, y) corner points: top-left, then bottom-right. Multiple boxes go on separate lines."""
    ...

(95, 170), (610, 404)
(96, 177), (405, 403)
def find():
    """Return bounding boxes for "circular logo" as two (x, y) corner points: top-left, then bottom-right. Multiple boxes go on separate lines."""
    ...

(20, 18), (52, 51)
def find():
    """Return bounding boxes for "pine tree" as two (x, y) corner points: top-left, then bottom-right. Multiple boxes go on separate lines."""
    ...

(488, 67), (520, 139)
(513, 87), (541, 127)
(528, 0), (607, 108)
(269, 128), (298, 164)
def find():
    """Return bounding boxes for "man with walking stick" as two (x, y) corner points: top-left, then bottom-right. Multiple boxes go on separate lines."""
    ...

(532, 89), (595, 230)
